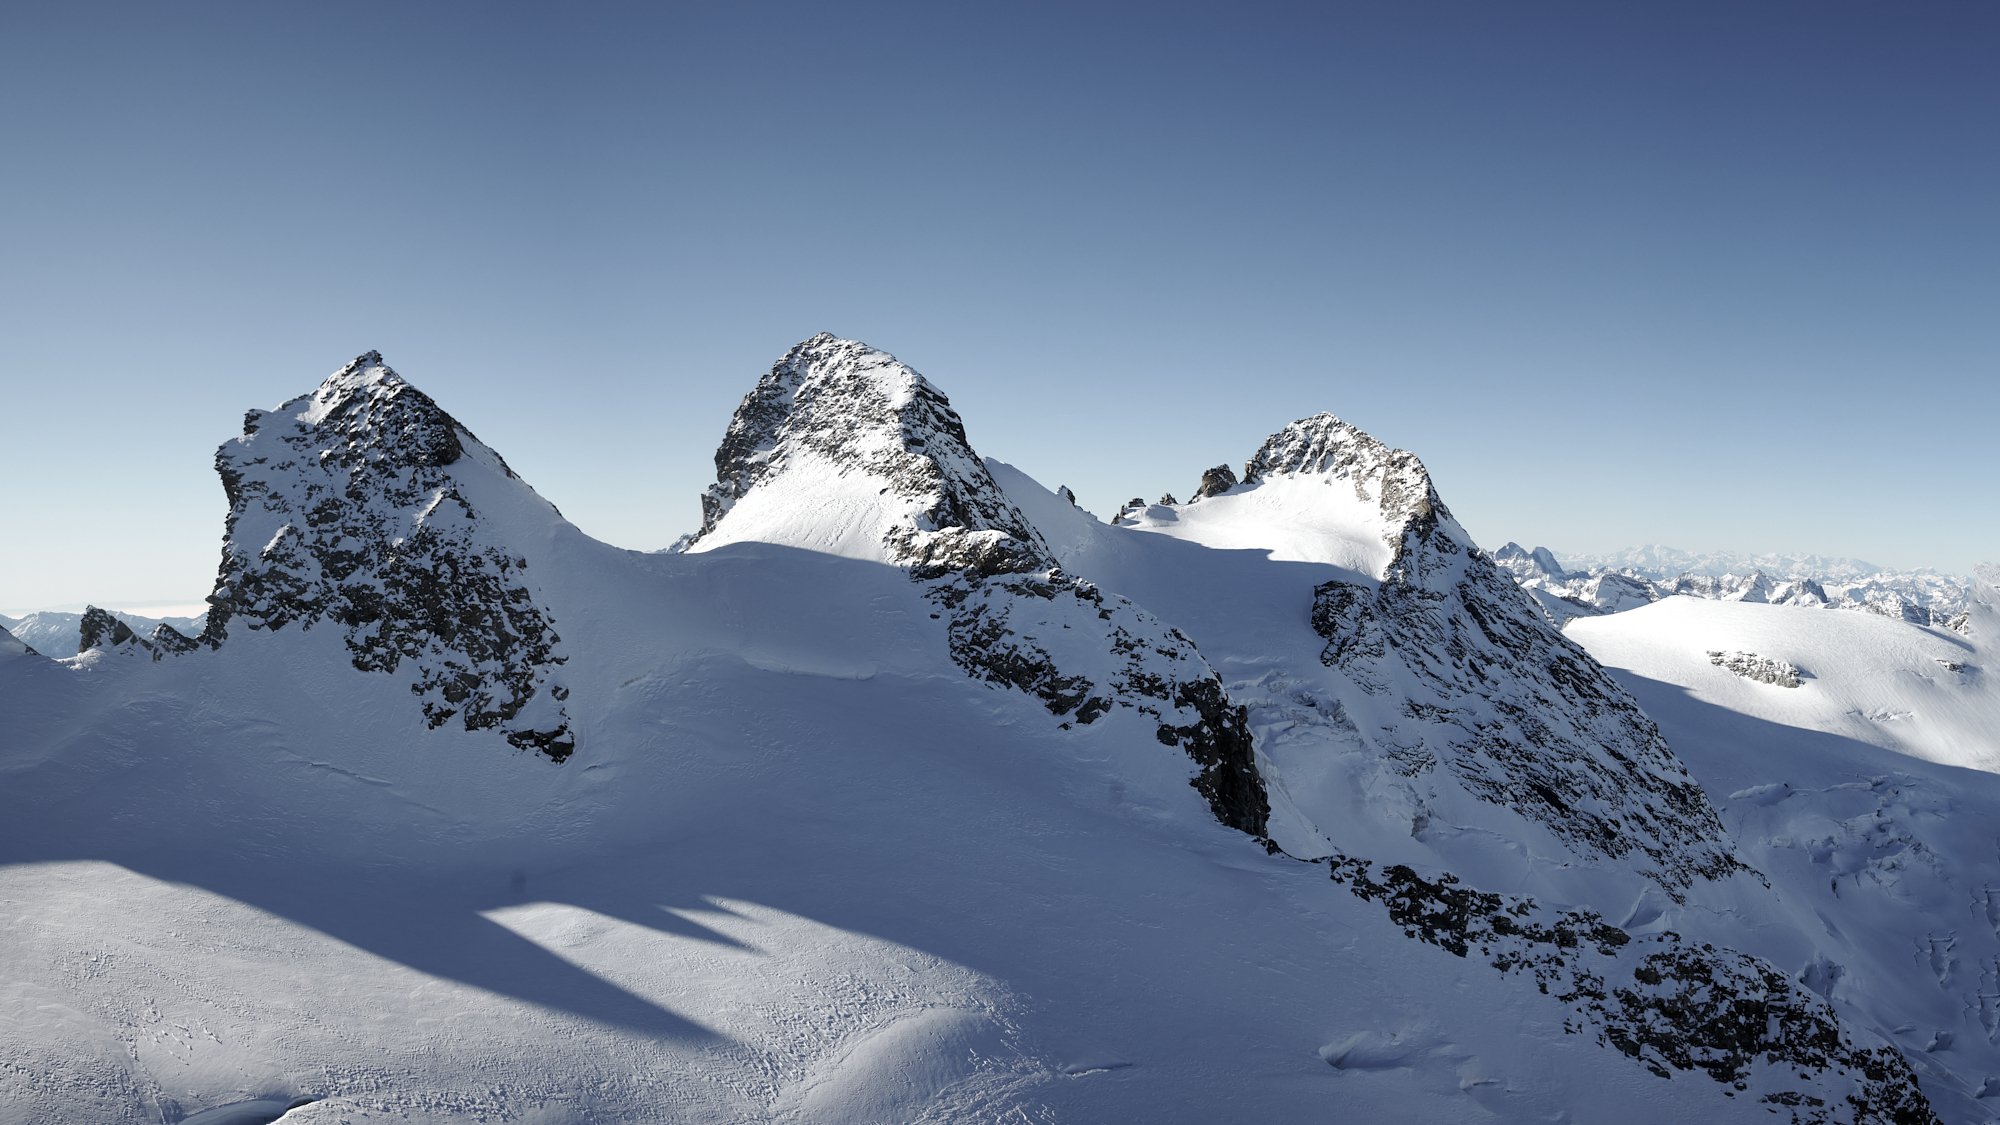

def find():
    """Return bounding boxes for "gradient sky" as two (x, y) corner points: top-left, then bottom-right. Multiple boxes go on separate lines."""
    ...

(3, 1), (1994, 614)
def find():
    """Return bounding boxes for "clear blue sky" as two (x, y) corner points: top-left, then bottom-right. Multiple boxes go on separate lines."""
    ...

(3, 1), (1994, 613)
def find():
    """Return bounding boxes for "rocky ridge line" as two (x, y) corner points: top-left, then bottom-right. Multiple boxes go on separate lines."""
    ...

(1323, 854), (1937, 1124)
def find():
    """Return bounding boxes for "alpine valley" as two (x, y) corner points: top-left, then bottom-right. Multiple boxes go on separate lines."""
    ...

(3, 336), (1995, 1125)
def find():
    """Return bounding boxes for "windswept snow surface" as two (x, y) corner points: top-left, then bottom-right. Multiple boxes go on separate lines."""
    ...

(1569, 595), (1998, 773)
(1567, 589), (2000, 1122)
(0, 342), (1977, 1123)
(1112, 474), (1397, 578)
(0, 534), (1751, 1125)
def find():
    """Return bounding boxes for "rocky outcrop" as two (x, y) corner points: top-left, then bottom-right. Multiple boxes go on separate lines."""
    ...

(1251, 415), (1740, 898)
(932, 568), (1268, 836)
(149, 624), (200, 656)
(201, 352), (573, 761)
(77, 606), (145, 654)
(1709, 650), (1806, 688)
(1325, 855), (1938, 1123)
(694, 335), (1271, 837)
(1191, 464), (1237, 501)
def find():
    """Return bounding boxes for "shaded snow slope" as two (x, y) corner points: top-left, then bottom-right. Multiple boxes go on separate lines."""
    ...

(0, 622), (40, 660)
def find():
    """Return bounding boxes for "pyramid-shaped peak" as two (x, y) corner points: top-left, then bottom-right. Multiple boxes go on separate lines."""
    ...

(1245, 413), (1404, 480)
(242, 351), (470, 473)
(203, 352), (572, 759)
(689, 334), (1050, 576)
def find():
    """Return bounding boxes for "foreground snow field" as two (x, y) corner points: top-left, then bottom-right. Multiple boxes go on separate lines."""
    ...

(2, 339), (1990, 1123)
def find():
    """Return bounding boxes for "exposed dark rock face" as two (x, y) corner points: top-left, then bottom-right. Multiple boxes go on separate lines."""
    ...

(77, 606), (144, 654)
(1326, 855), (1938, 1124)
(1191, 464), (1237, 501)
(1157, 493), (1178, 506)
(149, 624), (200, 656)
(1251, 415), (1740, 899)
(1709, 650), (1806, 688)
(201, 351), (573, 761)
(930, 568), (1269, 836)
(696, 333), (1050, 578)
(695, 334), (1271, 837)
(1244, 413), (1437, 525)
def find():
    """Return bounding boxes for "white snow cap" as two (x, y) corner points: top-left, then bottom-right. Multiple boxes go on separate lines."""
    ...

(688, 333), (1049, 575)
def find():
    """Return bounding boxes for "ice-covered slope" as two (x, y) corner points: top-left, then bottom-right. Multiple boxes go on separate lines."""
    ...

(1569, 592), (1997, 772)
(1564, 572), (2000, 1120)
(0, 342), (1955, 1124)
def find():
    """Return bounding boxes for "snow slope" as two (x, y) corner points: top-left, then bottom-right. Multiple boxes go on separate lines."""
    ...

(1566, 578), (2000, 1121)
(0, 340), (1967, 1124)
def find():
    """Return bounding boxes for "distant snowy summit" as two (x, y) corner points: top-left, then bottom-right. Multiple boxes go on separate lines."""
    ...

(1494, 541), (1973, 630)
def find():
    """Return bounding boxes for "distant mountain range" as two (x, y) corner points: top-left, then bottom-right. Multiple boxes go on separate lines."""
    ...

(3, 339), (1994, 1123)
(1494, 542), (1972, 630)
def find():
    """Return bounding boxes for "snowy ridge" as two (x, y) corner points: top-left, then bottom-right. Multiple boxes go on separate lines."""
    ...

(200, 351), (575, 760)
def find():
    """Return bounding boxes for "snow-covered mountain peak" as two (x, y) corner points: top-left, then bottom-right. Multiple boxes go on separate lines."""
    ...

(688, 334), (1051, 578)
(200, 352), (575, 759)
(1244, 412), (1438, 525)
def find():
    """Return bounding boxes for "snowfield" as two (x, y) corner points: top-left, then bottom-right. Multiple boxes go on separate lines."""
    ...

(2, 342), (1992, 1123)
